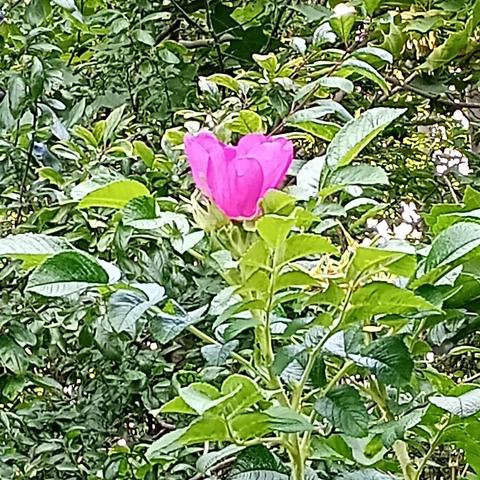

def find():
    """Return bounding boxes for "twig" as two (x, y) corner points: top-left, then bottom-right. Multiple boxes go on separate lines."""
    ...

(156, 18), (181, 43)
(205, 0), (225, 72)
(16, 103), (38, 227)
(171, 0), (208, 35)
(179, 33), (235, 49)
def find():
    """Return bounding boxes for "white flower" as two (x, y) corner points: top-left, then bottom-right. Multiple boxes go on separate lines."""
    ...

(401, 201), (420, 224)
(453, 110), (470, 129)
(366, 218), (379, 229)
(117, 439), (127, 447)
(333, 3), (356, 16)
(411, 229), (422, 240)
(394, 222), (413, 240)
(436, 164), (448, 175)
(458, 161), (471, 176)
(376, 220), (390, 240)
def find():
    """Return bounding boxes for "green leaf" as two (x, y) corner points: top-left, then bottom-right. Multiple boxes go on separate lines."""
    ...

(314, 385), (370, 437)
(295, 77), (354, 102)
(145, 428), (187, 458)
(0, 93), (15, 130)
(227, 110), (264, 134)
(0, 337), (29, 374)
(207, 73), (241, 93)
(220, 374), (263, 416)
(253, 53), (278, 73)
(26, 252), (117, 297)
(25, 0), (52, 26)
(281, 234), (338, 264)
(8, 76), (26, 116)
(180, 416), (229, 444)
(78, 180), (150, 209)
(256, 215), (294, 249)
(289, 120), (340, 141)
(197, 445), (245, 474)
(0, 234), (73, 267)
(337, 470), (399, 480)
(326, 108), (406, 168)
(425, 222), (480, 273)
(348, 282), (438, 320)
(52, 0), (76, 9)
(352, 46), (393, 64)
(329, 165), (389, 187)
(133, 140), (155, 167)
(201, 340), (239, 366)
(337, 59), (389, 93)
(275, 271), (319, 291)
(352, 337), (413, 387)
(103, 104), (126, 144)
(150, 305), (207, 344)
(230, 445), (288, 479)
(430, 389), (480, 417)
(293, 155), (325, 200)
(133, 29), (155, 46)
(108, 283), (166, 336)
(264, 406), (313, 433)
(351, 246), (416, 278)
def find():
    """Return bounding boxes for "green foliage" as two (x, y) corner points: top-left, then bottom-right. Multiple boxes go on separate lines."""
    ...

(2, 0), (480, 479)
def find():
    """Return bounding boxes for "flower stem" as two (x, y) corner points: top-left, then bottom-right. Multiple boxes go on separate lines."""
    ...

(288, 436), (305, 480)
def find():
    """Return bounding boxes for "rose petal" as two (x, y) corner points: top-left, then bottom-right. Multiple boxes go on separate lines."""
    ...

(207, 155), (264, 220)
(184, 132), (226, 195)
(240, 136), (294, 194)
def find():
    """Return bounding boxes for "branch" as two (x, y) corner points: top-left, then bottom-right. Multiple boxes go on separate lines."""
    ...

(178, 34), (235, 49)
(205, 0), (225, 72)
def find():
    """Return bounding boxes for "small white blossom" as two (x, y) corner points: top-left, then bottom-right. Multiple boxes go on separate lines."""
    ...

(394, 222), (413, 240)
(411, 229), (422, 240)
(376, 220), (391, 240)
(458, 161), (471, 176)
(333, 3), (356, 16)
(453, 110), (470, 129)
(401, 201), (420, 224)
(117, 439), (127, 447)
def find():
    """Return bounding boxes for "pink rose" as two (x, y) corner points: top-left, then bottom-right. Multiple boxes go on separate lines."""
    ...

(184, 132), (294, 220)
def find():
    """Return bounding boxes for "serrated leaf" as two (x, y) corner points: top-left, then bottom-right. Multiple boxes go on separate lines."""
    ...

(265, 406), (313, 433)
(197, 445), (245, 474)
(348, 282), (438, 320)
(315, 385), (370, 437)
(281, 234), (338, 264)
(78, 180), (150, 209)
(326, 108), (406, 169)
(180, 416), (229, 444)
(289, 120), (340, 141)
(150, 305), (208, 344)
(26, 251), (112, 297)
(227, 110), (264, 134)
(256, 215), (294, 248)
(329, 165), (389, 187)
(295, 76), (354, 102)
(0, 234), (73, 267)
(108, 283), (165, 336)
(425, 222), (480, 272)
(201, 340), (239, 366)
(430, 389), (480, 417)
(230, 445), (288, 479)
(351, 337), (413, 387)
(337, 58), (389, 93)
(337, 470), (399, 480)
